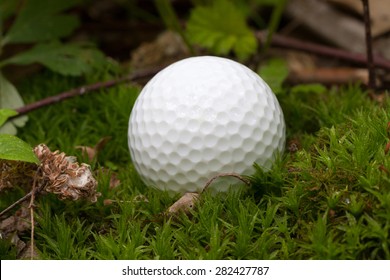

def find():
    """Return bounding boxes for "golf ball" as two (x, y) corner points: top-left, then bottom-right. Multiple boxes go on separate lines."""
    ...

(128, 56), (285, 193)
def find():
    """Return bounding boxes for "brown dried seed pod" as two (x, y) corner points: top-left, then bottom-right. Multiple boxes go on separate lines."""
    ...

(33, 144), (100, 202)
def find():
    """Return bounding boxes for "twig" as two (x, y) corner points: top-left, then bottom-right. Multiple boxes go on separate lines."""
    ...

(256, 31), (390, 71)
(0, 172), (44, 218)
(28, 168), (40, 260)
(361, 0), (376, 92)
(8, 31), (390, 119)
(12, 68), (161, 119)
(202, 172), (251, 193)
(0, 191), (33, 217)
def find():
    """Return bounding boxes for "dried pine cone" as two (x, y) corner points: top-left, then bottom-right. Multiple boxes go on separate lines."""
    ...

(34, 144), (100, 202)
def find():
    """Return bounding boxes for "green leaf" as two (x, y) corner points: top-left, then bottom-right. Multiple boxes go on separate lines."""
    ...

(0, 73), (28, 135)
(258, 58), (289, 93)
(0, 134), (38, 163)
(2, 41), (107, 76)
(186, 0), (257, 60)
(2, 0), (80, 45)
(0, 109), (17, 127)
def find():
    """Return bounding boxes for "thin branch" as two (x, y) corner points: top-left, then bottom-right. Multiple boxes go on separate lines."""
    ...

(8, 31), (390, 120)
(0, 191), (33, 217)
(12, 68), (161, 118)
(256, 31), (390, 71)
(28, 168), (40, 260)
(362, 0), (376, 92)
(202, 172), (251, 193)
(0, 172), (44, 218)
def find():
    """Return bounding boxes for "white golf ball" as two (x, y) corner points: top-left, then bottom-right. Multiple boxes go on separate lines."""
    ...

(128, 56), (285, 193)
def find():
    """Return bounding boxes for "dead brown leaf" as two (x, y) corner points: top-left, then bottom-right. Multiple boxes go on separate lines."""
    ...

(109, 172), (121, 189)
(95, 167), (121, 189)
(0, 203), (33, 258)
(0, 203), (31, 238)
(17, 241), (39, 259)
(385, 142), (390, 155)
(76, 136), (111, 162)
(131, 31), (189, 71)
(103, 199), (114, 206)
(166, 192), (200, 216)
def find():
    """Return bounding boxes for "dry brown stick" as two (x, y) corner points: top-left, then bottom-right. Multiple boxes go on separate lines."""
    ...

(256, 31), (390, 71)
(0, 172), (44, 218)
(28, 168), (40, 260)
(11, 68), (161, 119)
(0, 191), (33, 217)
(361, 0), (376, 92)
(202, 172), (251, 193)
(9, 31), (390, 120)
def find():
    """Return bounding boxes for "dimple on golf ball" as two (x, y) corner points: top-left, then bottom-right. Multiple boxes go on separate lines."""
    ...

(128, 56), (285, 193)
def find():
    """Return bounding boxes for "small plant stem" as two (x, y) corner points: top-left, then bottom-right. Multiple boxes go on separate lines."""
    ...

(0, 171), (44, 218)
(263, 0), (287, 53)
(12, 68), (161, 118)
(256, 31), (390, 71)
(29, 204), (35, 259)
(202, 172), (250, 193)
(0, 191), (33, 217)
(362, 0), (376, 92)
(28, 169), (39, 260)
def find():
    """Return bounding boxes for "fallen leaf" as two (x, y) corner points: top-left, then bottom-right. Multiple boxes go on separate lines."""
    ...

(109, 172), (121, 189)
(0, 203), (30, 238)
(385, 142), (390, 155)
(11, 232), (27, 255)
(0, 203), (32, 258)
(131, 31), (189, 71)
(103, 199), (113, 206)
(387, 122), (390, 137)
(17, 241), (39, 259)
(76, 136), (111, 162)
(95, 167), (120, 189)
(167, 192), (200, 215)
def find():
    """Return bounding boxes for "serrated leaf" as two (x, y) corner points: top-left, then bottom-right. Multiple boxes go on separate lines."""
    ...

(0, 73), (27, 135)
(2, 42), (107, 76)
(0, 134), (38, 163)
(258, 58), (289, 93)
(186, 0), (257, 60)
(2, 0), (80, 45)
(0, 109), (17, 127)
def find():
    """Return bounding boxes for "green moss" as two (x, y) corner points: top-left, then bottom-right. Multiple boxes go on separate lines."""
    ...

(1, 72), (389, 259)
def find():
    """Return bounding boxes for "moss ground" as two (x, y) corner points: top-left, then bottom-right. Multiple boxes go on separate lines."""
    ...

(1, 72), (389, 259)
